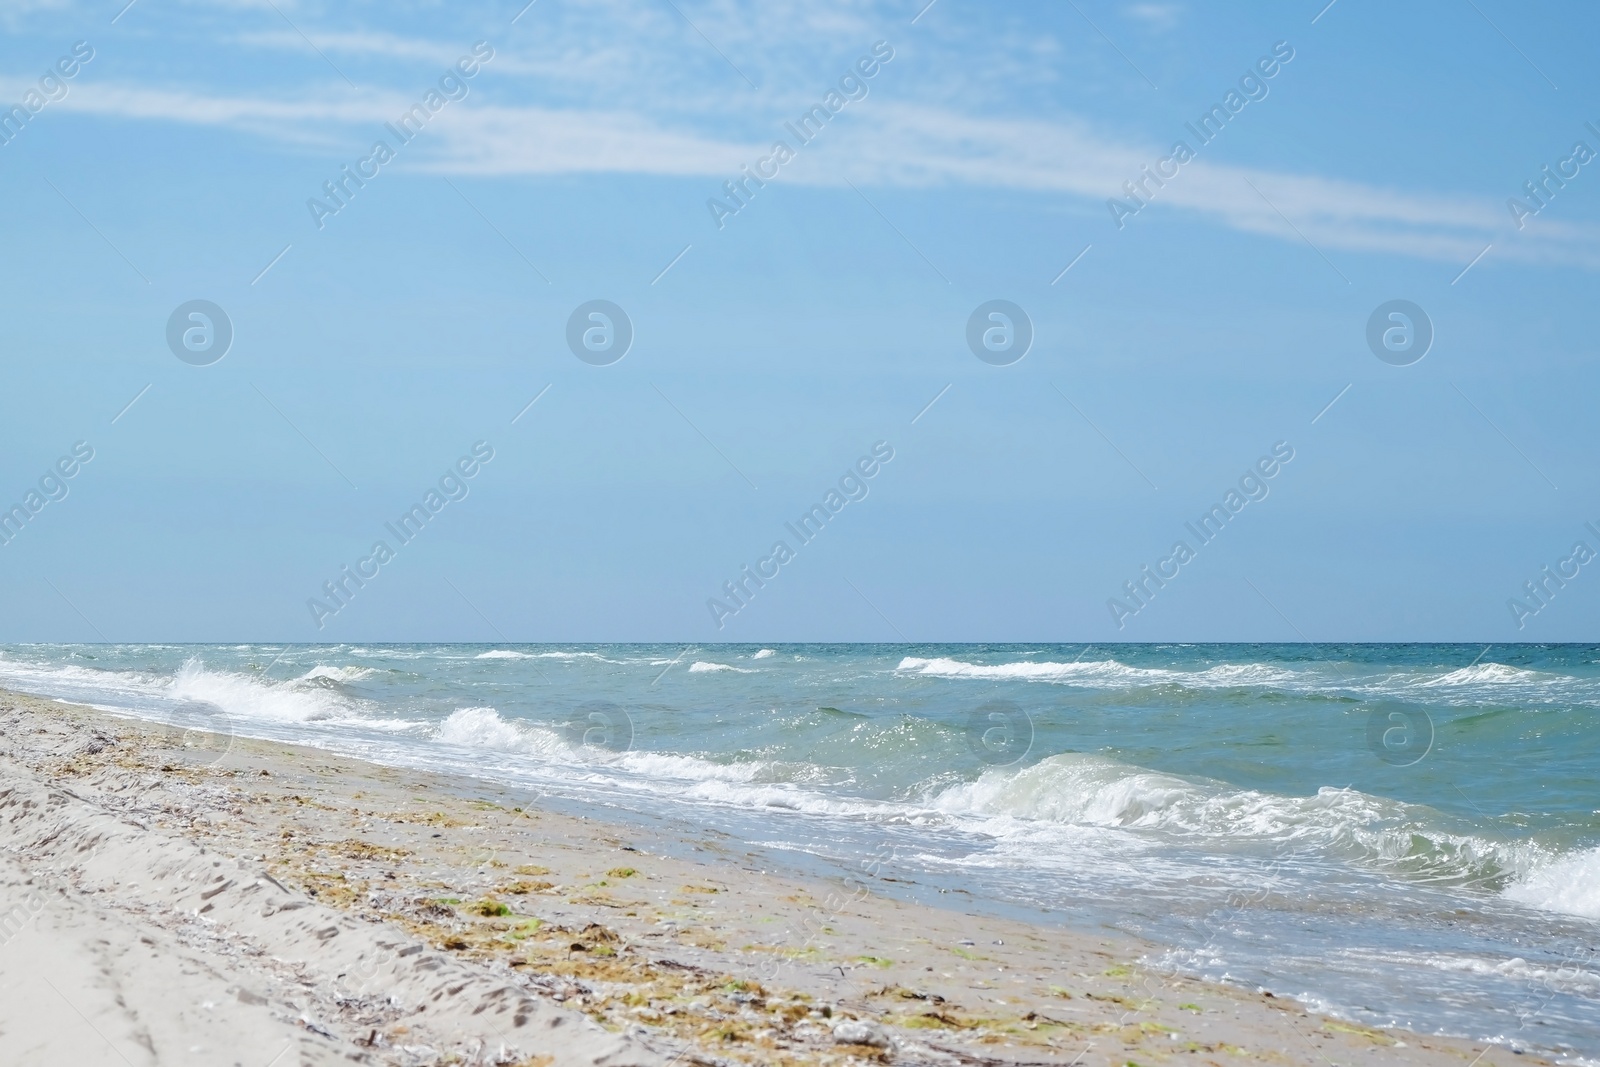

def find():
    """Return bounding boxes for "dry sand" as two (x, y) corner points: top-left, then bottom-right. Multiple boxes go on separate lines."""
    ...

(0, 688), (1543, 1067)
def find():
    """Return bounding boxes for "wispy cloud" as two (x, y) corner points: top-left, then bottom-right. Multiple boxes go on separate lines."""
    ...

(1124, 3), (1184, 32)
(19, 0), (1590, 272)
(232, 28), (466, 64)
(50, 81), (1600, 267)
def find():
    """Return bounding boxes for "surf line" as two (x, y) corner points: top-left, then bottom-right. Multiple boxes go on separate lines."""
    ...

(706, 440), (894, 629)
(1107, 441), (1295, 629)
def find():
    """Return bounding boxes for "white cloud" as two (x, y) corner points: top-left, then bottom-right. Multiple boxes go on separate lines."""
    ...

(50, 81), (1600, 269)
(1124, 3), (1183, 32)
(232, 29), (466, 65)
(424, 103), (757, 176)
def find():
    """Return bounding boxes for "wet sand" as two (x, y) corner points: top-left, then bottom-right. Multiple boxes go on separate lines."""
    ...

(0, 688), (1537, 1067)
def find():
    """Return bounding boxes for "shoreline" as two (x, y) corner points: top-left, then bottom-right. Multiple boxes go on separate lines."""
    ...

(0, 687), (1548, 1066)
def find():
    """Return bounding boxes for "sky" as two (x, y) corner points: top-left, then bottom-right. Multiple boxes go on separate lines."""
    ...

(1, 0), (1597, 643)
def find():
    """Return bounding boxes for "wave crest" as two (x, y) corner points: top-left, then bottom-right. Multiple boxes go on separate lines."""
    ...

(931, 753), (1545, 894)
(169, 660), (363, 723)
(1504, 846), (1600, 920)
(689, 661), (754, 674)
(293, 664), (375, 684)
(435, 707), (571, 757)
(1420, 663), (1549, 687)
(895, 656), (1298, 689)
(475, 649), (616, 662)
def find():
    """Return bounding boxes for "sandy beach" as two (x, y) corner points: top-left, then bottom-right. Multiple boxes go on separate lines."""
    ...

(0, 687), (1544, 1067)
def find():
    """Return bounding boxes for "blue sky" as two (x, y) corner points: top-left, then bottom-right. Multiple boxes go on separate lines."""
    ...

(1, 0), (1597, 642)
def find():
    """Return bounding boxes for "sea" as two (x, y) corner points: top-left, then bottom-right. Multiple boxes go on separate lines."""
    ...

(0, 643), (1595, 1058)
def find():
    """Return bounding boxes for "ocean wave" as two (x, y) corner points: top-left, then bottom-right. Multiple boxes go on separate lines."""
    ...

(894, 654), (1600, 707)
(753, 649), (776, 659)
(689, 661), (755, 673)
(896, 656), (1143, 682)
(673, 780), (894, 817)
(293, 665), (376, 684)
(475, 650), (615, 662)
(427, 710), (866, 813)
(1339, 662), (1600, 710)
(0, 655), (385, 728)
(169, 660), (368, 724)
(435, 707), (570, 757)
(930, 753), (1544, 893)
(616, 749), (768, 785)
(1503, 846), (1600, 920)
(1192, 662), (1303, 685)
(895, 656), (1299, 689)
(0, 656), (163, 694)
(1419, 663), (1551, 687)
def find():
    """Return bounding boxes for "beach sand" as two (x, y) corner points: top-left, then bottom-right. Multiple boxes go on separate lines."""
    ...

(0, 688), (1540, 1067)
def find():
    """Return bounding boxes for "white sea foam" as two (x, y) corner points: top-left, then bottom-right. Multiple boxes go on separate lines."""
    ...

(930, 753), (1535, 889)
(475, 650), (614, 662)
(1189, 662), (1302, 686)
(419, 710), (892, 821)
(932, 752), (1198, 827)
(641, 773), (907, 820)
(897, 656), (1141, 682)
(895, 656), (1299, 689)
(169, 660), (363, 724)
(1341, 946), (1600, 994)
(293, 665), (375, 684)
(435, 707), (570, 757)
(752, 649), (776, 659)
(616, 750), (767, 785)
(1421, 663), (1549, 687)
(689, 661), (754, 673)
(1504, 846), (1600, 920)
(0, 657), (162, 698)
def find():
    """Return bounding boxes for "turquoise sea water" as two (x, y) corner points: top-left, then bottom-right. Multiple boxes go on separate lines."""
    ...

(1, 643), (1596, 1057)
